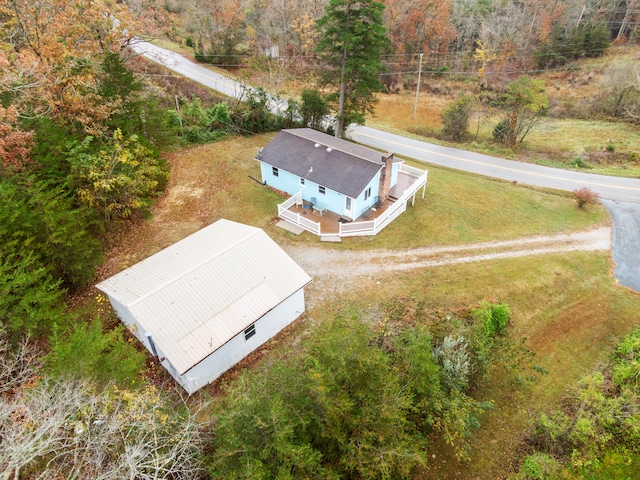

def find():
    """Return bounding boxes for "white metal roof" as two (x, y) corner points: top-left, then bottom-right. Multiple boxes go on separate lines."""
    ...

(96, 219), (311, 375)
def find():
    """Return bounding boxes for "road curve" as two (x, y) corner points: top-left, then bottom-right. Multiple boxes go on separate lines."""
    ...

(348, 125), (640, 204)
(130, 40), (640, 292)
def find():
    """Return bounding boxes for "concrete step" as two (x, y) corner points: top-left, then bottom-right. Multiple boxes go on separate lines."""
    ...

(320, 234), (341, 243)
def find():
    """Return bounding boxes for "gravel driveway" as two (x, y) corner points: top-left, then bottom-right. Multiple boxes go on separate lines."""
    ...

(284, 227), (612, 308)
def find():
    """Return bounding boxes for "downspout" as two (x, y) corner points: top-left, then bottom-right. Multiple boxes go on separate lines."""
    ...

(145, 332), (159, 357)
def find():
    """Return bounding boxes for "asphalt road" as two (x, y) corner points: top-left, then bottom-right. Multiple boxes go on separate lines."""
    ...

(348, 126), (640, 204)
(131, 40), (640, 292)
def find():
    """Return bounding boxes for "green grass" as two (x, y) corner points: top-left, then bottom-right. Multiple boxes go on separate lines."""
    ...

(276, 157), (608, 251)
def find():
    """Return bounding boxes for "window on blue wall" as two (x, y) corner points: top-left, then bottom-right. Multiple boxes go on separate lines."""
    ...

(300, 177), (305, 186)
(272, 166), (279, 177)
(244, 324), (256, 340)
(364, 187), (371, 200)
(319, 185), (326, 194)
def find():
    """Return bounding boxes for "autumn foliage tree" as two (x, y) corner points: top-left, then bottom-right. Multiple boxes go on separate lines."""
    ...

(0, 106), (33, 173)
(0, 0), (137, 134)
(69, 129), (168, 221)
(383, 0), (455, 56)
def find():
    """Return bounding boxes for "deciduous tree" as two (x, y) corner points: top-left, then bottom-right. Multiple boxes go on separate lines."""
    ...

(0, 106), (33, 174)
(0, 379), (205, 479)
(495, 76), (548, 147)
(383, 0), (455, 56)
(69, 129), (168, 221)
(0, 0), (137, 133)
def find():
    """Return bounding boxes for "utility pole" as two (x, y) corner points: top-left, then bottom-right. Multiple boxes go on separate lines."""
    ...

(413, 53), (423, 119)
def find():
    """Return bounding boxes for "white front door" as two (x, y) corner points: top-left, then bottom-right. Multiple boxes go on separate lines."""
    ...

(345, 196), (353, 217)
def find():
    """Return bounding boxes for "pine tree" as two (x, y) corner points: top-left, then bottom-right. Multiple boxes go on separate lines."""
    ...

(316, 0), (389, 138)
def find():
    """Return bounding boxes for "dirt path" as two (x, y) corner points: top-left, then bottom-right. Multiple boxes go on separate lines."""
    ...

(284, 227), (611, 308)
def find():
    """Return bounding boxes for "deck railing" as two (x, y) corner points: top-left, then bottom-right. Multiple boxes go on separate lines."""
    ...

(339, 168), (427, 237)
(277, 192), (321, 235)
(339, 189), (408, 237)
(277, 168), (428, 238)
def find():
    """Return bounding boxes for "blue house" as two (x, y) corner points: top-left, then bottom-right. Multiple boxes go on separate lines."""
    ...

(256, 128), (402, 221)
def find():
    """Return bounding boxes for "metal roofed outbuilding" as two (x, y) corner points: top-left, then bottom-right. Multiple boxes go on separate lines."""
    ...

(96, 219), (312, 394)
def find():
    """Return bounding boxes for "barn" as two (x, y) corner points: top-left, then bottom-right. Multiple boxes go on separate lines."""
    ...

(96, 219), (312, 394)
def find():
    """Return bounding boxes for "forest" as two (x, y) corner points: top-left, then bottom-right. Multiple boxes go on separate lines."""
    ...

(1, 0), (639, 478)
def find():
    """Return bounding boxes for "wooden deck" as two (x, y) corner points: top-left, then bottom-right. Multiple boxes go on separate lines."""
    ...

(278, 167), (427, 238)
(284, 171), (418, 234)
(287, 199), (398, 234)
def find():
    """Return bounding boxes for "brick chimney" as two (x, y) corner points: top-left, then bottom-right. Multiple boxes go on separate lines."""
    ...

(378, 152), (394, 203)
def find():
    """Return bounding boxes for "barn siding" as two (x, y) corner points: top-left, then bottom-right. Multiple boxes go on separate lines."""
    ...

(175, 288), (306, 394)
(96, 220), (311, 395)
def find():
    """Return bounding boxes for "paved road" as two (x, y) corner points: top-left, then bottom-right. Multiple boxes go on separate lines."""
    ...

(348, 126), (640, 203)
(131, 40), (640, 292)
(129, 40), (288, 113)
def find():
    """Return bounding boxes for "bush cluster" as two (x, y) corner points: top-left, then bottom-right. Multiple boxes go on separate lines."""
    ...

(208, 305), (503, 478)
(517, 330), (640, 479)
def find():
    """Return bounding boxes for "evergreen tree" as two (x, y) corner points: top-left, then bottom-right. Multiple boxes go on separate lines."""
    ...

(316, 0), (388, 138)
(301, 89), (330, 131)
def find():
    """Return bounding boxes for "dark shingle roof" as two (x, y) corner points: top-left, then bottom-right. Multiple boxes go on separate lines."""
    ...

(257, 128), (387, 198)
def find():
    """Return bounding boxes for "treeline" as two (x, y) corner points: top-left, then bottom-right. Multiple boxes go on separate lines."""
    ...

(0, 0), (288, 335)
(155, 0), (636, 78)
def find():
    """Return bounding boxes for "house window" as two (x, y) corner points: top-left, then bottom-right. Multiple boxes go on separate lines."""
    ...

(272, 166), (279, 177)
(300, 177), (305, 186)
(244, 324), (256, 340)
(364, 187), (372, 200)
(319, 185), (326, 195)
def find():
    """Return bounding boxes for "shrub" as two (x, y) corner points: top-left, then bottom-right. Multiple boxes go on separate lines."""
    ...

(473, 301), (511, 337)
(573, 187), (600, 208)
(432, 335), (472, 391)
(493, 118), (510, 143)
(569, 157), (591, 169)
(517, 452), (561, 480)
(441, 94), (474, 141)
